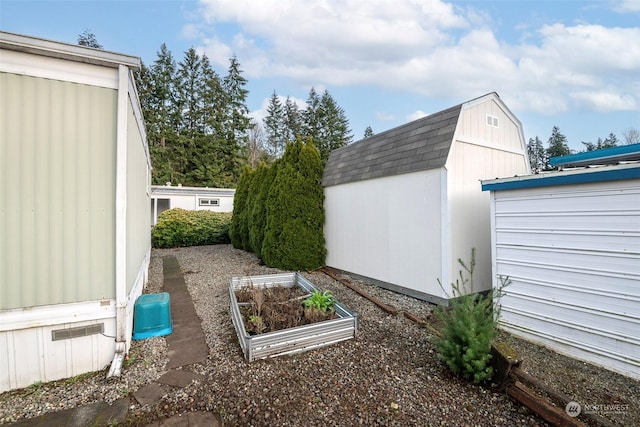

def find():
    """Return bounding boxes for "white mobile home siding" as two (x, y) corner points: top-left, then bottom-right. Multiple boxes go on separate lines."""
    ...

(486, 169), (640, 379)
(0, 32), (150, 391)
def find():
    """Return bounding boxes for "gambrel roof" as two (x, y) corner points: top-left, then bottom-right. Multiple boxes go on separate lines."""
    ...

(322, 103), (462, 187)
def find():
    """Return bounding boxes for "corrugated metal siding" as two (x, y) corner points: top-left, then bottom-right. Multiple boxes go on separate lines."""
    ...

(125, 101), (150, 292)
(0, 72), (117, 310)
(492, 180), (640, 378)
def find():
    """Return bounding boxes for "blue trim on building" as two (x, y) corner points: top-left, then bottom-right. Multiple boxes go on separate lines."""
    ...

(481, 166), (640, 192)
(549, 143), (640, 167)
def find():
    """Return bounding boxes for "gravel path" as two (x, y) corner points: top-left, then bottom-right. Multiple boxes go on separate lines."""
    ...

(1, 244), (638, 426)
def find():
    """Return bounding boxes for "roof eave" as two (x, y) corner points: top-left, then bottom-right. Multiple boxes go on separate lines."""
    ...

(0, 31), (140, 69)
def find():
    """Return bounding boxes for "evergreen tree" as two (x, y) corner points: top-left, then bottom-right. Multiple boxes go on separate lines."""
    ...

(316, 90), (352, 162)
(546, 126), (571, 168)
(283, 97), (303, 144)
(175, 47), (204, 136)
(262, 139), (326, 270)
(263, 91), (286, 157)
(200, 55), (226, 139)
(247, 162), (271, 257)
(302, 87), (322, 147)
(603, 132), (619, 148)
(223, 55), (250, 182)
(78, 29), (102, 49)
(526, 137), (546, 172)
(229, 165), (253, 250)
(364, 126), (374, 138)
(151, 44), (180, 138)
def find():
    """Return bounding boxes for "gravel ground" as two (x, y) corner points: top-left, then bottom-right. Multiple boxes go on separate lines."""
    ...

(1, 244), (638, 426)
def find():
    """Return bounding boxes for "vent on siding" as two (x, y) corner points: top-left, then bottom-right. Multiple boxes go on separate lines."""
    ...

(486, 114), (499, 128)
(52, 323), (104, 341)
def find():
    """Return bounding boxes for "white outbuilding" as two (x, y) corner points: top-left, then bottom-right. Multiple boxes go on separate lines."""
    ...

(323, 93), (530, 304)
(0, 32), (151, 391)
(150, 184), (235, 225)
(482, 145), (640, 379)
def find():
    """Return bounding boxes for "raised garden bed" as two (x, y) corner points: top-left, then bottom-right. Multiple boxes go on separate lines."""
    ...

(229, 272), (357, 361)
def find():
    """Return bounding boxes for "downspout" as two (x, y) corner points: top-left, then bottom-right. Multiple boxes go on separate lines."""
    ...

(107, 64), (130, 378)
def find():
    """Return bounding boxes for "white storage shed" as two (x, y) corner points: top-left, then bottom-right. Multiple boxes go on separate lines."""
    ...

(0, 32), (151, 391)
(323, 93), (530, 304)
(482, 145), (640, 379)
(151, 184), (235, 225)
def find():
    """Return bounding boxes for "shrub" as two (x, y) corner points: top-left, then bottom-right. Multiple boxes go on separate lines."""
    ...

(431, 249), (508, 384)
(229, 165), (253, 250)
(262, 139), (326, 270)
(248, 161), (272, 258)
(152, 208), (231, 248)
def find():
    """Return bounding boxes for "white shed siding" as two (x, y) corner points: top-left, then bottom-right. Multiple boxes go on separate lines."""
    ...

(490, 179), (640, 379)
(324, 169), (445, 297)
(445, 97), (530, 294)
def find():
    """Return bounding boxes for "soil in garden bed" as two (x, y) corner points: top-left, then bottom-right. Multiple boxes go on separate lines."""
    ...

(235, 285), (336, 334)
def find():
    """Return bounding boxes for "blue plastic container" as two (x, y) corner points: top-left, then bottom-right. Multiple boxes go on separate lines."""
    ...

(132, 292), (173, 340)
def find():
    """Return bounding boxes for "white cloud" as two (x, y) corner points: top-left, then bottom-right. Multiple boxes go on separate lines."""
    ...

(570, 91), (637, 112)
(611, 0), (640, 13)
(406, 110), (429, 122)
(190, 0), (640, 115)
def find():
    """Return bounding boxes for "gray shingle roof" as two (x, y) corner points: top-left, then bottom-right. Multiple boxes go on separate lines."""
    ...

(322, 103), (462, 187)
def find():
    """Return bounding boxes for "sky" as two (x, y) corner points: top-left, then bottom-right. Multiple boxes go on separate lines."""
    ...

(1, 0), (639, 151)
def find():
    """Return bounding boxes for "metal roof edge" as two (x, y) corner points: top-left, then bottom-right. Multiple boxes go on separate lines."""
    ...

(151, 185), (236, 195)
(481, 163), (640, 192)
(549, 143), (640, 167)
(0, 31), (140, 69)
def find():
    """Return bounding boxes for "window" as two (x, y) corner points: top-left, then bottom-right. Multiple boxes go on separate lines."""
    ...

(486, 114), (499, 128)
(486, 114), (499, 127)
(199, 198), (220, 206)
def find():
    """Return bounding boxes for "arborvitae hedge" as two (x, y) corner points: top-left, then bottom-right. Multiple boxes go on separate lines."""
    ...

(152, 209), (231, 248)
(229, 165), (253, 250)
(262, 139), (326, 270)
(248, 161), (272, 258)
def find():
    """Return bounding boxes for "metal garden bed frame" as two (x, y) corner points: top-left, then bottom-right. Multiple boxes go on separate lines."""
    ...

(229, 272), (357, 362)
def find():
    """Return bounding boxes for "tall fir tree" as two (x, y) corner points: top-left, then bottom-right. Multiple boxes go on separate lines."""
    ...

(526, 136), (546, 172)
(283, 97), (303, 144)
(175, 47), (204, 136)
(302, 87), (322, 146)
(546, 126), (571, 168)
(316, 90), (352, 162)
(263, 91), (286, 158)
(363, 126), (374, 138)
(223, 55), (251, 182)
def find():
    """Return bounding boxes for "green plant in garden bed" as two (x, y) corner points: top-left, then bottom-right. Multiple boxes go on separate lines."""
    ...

(303, 290), (336, 313)
(431, 248), (509, 384)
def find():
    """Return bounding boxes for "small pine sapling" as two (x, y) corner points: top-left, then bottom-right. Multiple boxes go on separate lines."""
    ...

(432, 248), (510, 384)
